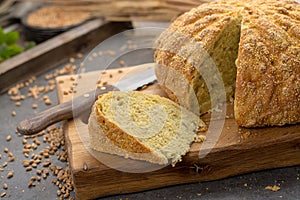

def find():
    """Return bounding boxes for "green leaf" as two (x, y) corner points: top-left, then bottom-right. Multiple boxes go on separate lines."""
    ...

(0, 28), (5, 44)
(1, 44), (22, 59)
(0, 43), (7, 58)
(4, 31), (19, 45)
(24, 41), (36, 51)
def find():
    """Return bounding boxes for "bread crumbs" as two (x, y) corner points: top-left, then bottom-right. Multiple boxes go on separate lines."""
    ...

(265, 185), (280, 192)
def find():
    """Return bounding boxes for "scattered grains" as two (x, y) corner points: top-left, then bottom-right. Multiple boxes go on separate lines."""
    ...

(0, 192), (6, 198)
(11, 110), (16, 116)
(7, 171), (13, 179)
(37, 131), (45, 137)
(32, 104), (38, 109)
(33, 138), (41, 145)
(43, 152), (49, 158)
(6, 135), (12, 142)
(265, 185), (280, 192)
(36, 169), (42, 175)
(31, 143), (38, 150)
(42, 95), (49, 101)
(23, 160), (30, 167)
(10, 123), (74, 197)
(9, 157), (14, 162)
(24, 143), (31, 149)
(43, 168), (49, 175)
(70, 76), (75, 81)
(76, 53), (83, 58)
(6, 72), (79, 196)
(107, 50), (115, 55)
(3, 183), (8, 190)
(69, 57), (75, 63)
(28, 85), (40, 99)
(119, 60), (125, 66)
(45, 99), (52, 105)
(64, 192), (70, 198)
(28, 180), (36, 188)
(26, 166), (32, 171)
(242, 131), (251, 139)
(43, 160), (51, 167)
(2, 162), (7, 167)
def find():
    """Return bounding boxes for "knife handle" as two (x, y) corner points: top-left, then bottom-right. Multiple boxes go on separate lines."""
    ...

(17, 85), (119, 135)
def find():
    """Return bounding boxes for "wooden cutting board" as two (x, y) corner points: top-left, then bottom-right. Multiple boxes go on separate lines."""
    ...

(56, 64), (300, 200)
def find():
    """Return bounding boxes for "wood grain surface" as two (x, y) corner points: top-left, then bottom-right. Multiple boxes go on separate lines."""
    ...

(56, 65), (300, 200)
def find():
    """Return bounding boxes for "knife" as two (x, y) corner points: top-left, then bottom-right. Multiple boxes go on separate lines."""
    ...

(17, 66), (156, 135)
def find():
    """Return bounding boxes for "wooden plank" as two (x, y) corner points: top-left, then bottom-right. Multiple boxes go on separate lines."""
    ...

(56, 65), (300, 200)
(0, 19), (131, 93)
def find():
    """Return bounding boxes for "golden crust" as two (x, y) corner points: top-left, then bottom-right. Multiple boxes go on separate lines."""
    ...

(88, 103), (167, 164)
(94, 96), (152, 154)
(88, 91), (204, 165)
(235, 2), (300, 126)
(155, 0), (300, 127)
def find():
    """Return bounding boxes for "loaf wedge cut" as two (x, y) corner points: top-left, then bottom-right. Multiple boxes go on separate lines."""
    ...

(88, 91), (205, 165)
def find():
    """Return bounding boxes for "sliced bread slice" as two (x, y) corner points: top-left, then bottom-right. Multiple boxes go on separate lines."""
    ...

(88, 91), (205, 165)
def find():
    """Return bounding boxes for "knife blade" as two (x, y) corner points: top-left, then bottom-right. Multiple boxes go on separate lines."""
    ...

(17, 65), (156, 135)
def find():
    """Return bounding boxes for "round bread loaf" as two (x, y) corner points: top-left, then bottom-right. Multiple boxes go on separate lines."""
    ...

(154, 0), (300, 127)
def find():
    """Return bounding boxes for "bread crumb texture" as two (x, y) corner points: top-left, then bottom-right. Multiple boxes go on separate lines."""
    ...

(265, 185), (281, 192)
(88, 91), (206, 165)
(154, 0), (300, 127)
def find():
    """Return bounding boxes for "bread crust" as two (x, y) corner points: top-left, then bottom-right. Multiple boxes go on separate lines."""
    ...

(89, 104), (168, 164)
(95, 104), (152, 154)
(235, 2), (300, 127)
(155, 0), (300, 127)
(88, 91), (205, 165)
